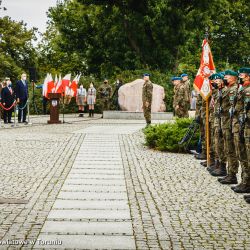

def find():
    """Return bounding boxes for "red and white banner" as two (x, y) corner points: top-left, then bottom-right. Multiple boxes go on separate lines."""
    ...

(61, 74), (71, 95)
(70, 74), (81, 97)
(42, 74), (49, 98)
(47, 74), (55, 94)
(55, 74), (62, 94)
(194, 39), (216, 100)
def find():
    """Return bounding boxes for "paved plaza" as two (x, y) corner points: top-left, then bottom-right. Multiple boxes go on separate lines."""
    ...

(0, 115), (249, 249)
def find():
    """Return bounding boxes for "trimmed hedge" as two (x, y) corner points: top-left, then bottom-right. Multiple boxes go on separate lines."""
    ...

(144, 118), (199, 153)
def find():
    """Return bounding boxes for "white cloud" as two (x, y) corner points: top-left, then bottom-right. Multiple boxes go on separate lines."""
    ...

(0, 0), (57, 33)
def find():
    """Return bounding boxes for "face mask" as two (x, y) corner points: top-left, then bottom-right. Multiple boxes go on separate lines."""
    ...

(211, 82), (218, 89)
(80, 85), (83, 89)
(223, 79), (229, 86)
(239, 78), (244, 85)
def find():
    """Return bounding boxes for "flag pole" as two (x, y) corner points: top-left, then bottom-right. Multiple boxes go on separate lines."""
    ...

(206, 98), (210, 166)
(205, 28), (210, 166)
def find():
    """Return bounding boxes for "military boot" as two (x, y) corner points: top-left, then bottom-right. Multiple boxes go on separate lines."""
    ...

(195, 153), (206, 160)
(243, 195), (250, 200)
(231, 184), (250, 193)
(245, 198), (250, 204)
(207, 160), (219, 173)
(218, 174), (237, 185)
(210, 162), (227, 176)
(200, 161), (207, 167)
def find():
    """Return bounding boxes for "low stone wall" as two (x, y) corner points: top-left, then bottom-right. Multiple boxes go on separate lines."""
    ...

(103, 111), (173, 120)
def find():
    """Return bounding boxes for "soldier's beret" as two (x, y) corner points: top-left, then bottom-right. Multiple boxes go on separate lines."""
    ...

(171, 77), (182, 81)
(224, 70), (238, 77)
(238, 68), (250, 74)
(143, 73), (150, 77)
(181, 73), (188, 77)
(209, 74), (217, 80)
(214, 73), (224, 80)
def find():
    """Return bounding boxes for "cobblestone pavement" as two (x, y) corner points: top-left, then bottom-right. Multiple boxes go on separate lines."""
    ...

(0, 116), (249, 249)
(121, 132), (250, 250)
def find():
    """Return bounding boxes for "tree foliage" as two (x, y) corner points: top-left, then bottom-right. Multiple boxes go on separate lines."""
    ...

(0, 17), (37, 81)
(37, 0), (250, 79)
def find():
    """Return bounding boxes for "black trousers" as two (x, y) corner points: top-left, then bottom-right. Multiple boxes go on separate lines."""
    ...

(18, 99), (27, 122)
(3, 109), (13, 123)
(42, 97), (48, 115)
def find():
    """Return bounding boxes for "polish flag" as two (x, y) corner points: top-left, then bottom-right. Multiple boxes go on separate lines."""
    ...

(42, 74), (49, 98)
(61, 73), (71, 95)
(47, 74), (55, 95)
(53, 74), (58, 93)
(55, 74), (62, 94)
(70, 74), (81, 97)
(194, 39), (216, 100)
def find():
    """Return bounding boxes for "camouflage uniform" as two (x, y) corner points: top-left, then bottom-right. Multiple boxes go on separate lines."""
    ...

(230, 84), (248, 185)
(98, 83), (112, 112)
(142, 80), (153, 124)
(173, 82), (189, 118)
(195, 93), (206, 157)
(213, 89), (226, 164)
(209, 91), (216, 163)
(200, 98), (207, 155)
(183, 79), (191, 110)
(221, 84), (239, 177)
(243, 84), (250, 187)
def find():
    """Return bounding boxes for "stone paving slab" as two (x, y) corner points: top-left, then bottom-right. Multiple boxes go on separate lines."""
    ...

(67, 173), (125, 179)
(47, 208), (131, 221)
(74, 125), (144, 134)
(57, 191), (128, 200)
(69, 168), (124, 174)
(61, 184), (127, 192)
(33, 235), (136, 249)
(40, 221), (134, 235)
(53, 200), (129, 210)
(64, 179), (126, 186)
(73, 160), (123, 165)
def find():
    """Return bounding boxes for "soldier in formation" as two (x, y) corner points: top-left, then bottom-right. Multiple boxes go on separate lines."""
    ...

(142, 73), (153, 127)
(195, 68), (250, 204)
(172, 77), (190, 118)
(98, 79), (112, 118)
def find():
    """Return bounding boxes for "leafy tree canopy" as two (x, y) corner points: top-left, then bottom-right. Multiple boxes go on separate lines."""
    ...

(38, 0), (250, 79)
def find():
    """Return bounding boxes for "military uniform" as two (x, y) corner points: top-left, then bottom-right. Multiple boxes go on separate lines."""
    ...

(231, 67), (250, 194)
(243, 84), (250, 197)
(142, 79), (153, 125)
(208, 74), (226, 176)
(98, 82), (112, 113)
(194, 93), (206, 159)
(173, 81), (189, 118)
(218, 71), (239, 184)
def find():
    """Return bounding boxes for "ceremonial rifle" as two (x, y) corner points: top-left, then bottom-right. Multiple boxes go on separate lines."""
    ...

(217, 88), (223, 138)
(178, 118), (199, 150)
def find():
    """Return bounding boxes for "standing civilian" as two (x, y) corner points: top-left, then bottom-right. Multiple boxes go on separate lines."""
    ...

(1, 78), (15, 124)
(16, 73), (29, 123)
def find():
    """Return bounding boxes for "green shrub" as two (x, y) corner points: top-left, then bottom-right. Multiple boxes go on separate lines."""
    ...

(144, 118), (199, 153)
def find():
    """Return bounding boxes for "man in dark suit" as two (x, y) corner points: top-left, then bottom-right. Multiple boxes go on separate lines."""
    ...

(1, 78), (15, 123)
(16, 73), (29, 123)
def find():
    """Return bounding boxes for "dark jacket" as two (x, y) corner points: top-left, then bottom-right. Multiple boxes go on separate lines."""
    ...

(16, 80), (28, 100)
(1, 86), (15, 107)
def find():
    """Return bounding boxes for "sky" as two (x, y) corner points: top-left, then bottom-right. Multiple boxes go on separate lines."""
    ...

(0, 0), (58, 33)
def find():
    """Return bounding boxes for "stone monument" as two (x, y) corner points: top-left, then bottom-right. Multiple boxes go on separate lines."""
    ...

(118, 79), (166, 112)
